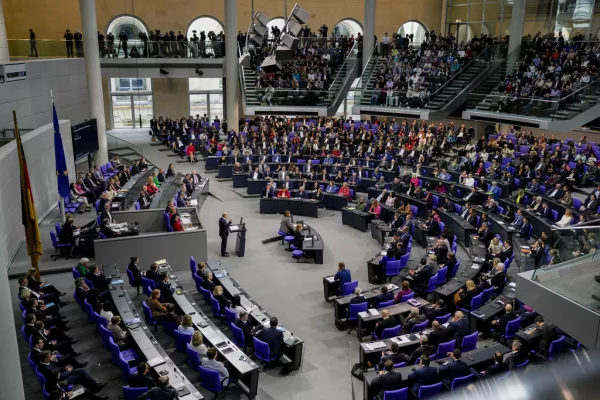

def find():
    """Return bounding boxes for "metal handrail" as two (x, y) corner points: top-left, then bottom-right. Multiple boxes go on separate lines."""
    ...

(428, 46), (490, 98)
(238, 43), (248, 107)
(356, 48), (378, 90)
(471, 44), (522, 92)
(106, 133), (143, 157)
(327, 41), (358, 92)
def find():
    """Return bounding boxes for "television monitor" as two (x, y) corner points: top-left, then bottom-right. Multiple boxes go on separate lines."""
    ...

(71, 119), (99, 161)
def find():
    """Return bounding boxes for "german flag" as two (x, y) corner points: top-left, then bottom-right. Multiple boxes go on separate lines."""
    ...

(14, 111), (43, 279)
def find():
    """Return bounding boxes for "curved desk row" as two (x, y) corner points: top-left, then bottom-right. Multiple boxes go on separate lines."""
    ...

(109, 282), (203, 399)
(150, 173), (182, 209)
(113, 166), (155, 210)
(206, 261), (304, 372)
(156, 262), (261, 399)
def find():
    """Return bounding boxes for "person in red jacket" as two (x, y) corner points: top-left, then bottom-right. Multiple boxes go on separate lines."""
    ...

(338, 182), (351, 200)
(186, 143), (196, 165)
(277, 187), (291, 198)
(172, 215), (185, 231)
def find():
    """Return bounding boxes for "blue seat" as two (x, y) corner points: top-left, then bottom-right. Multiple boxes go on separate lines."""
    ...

(398, 253), (410, 270)
(73, 291), (84, 310)
(162, 321), (177, 336)
(199, 365), (223, 395)
(347, 302), (368, 334)
(118, 352), (138, 383)
(501, 316), (522, 342)
(123, 386), (148, 400)
(21, 325), (29, 341)
(342, 280), (359, 296)
(83, 277), (94, 289)
(451, 374), (474, 390)
(210, 295), (224, 323)
(454, 204), (462, 214)
(515, 359), (529, 370)
(451, 259), (461, 277)
(50, 230), (72, 260)
(417, 382), (443, 399)
(481, 287), (494, 304)
(548, 335), (566, 360)
(383, 387), (408, 400)
(173, 330), (192, 352)
(71, 267), (81, 279)
(199, 286), (212, 304)
(399, 292), (414, 303)
(461, 331), (479, 352)
(98, 325), (112, 349)
(436, 266), (448, 285)
(141, 277), (155, 296)
(427, 273), (438, 293)
(125, 267), (136, 288)
(83, 299), (94, 322)
(186, 343), (202, 372)
(434, 313), (451, 325)
(436, 339), (456, 359)
(231, 323), (247, 351)
(375, 324), (402, 340)
(253, 337), (277, 367)
(225, 307), (237, 328)
(192, 272), (204, 290)
(460, 292), (483, 314)
(190, 256), (197, 274)
(27, 352), (36, 371)
(379, 300), (395, 308)
(141, 300), (159, 331)
(551, 209), (559, 221)
(386, 260), (402, 282)
(94, 311), (108, 332)
(411, 320), (429, 333)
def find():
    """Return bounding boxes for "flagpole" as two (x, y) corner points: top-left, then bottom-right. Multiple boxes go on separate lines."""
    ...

(51, 90), (67, 224)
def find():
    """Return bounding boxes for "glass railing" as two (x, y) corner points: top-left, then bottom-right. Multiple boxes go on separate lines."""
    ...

(106, 133), (143, 158)
(7, 39), (228, 59)
(466, 76), (600, 121)
(352, 49), (378, 107)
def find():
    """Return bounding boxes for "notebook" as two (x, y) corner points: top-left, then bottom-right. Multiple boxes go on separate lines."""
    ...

(111, 279), (124, 285)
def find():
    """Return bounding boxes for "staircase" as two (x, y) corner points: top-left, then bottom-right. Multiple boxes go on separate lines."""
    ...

(242, 66), (260, 107)
(358, 57), (389, 107)
(465, 59), (519, 112)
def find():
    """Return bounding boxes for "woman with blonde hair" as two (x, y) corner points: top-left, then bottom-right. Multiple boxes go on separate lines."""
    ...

(190, 331), (208, 358)
(488, 236), (503, 256)
(212, 285), (231, 310)
(456, 280), (478, 309)
(178, 314), (195, 334)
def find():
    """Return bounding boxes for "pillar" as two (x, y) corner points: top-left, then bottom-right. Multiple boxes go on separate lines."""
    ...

(507, 0), (526, 55)
(79, 0), (108, 165)
(363, 0), (376, 71)
(225, 0), (239, 130)
(0, 0), (9, 62)
(440, 0), (448, 35)
(0, 272), (25, 398)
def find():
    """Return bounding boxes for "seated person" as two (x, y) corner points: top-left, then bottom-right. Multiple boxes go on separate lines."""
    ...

(128, 361), (157, 389)
(137, 376), (177, 400)
(393, 280), (412, 303)
(334, 262), (352, 292)
(372, 285), (394, 308)
(423, 299), (449, 321)
(455, 280), (478, 309)
(373, 309), (398, 338)
(212, 285), (232, 311)
(478, 352), (508, 379)
(256, 317), (284, 359)
(338, 182), (352, 199)
(370, 360), (403, 398)
(261, 183), (275, 198)
(408, 355), (439, 393)
(438, 348), (470, 386)
(350, 287), (367, 304)
(276, 187), (291, 198)
(178, 314), (195, 334)
(399, 307), (427, 333)
(38, 350), (107, 393)
(368, 200), (382, 219)
(377, 342), (406, 370)
(148, 289), (171, 321)
(325, 180), (339, 193)
(156, 273), (175, 302)
(189, 331), (208, 359)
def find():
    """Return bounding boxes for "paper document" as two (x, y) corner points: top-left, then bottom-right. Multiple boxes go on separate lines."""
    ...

(508, 282), (516, 288)
(189, 199), (198, 206)
(471, 264), (481, 269)
(370, 341), (387, 349)
(381, 251), (387, 256)
(229, 225), (240, 230)
(362, 343), (373, 351)
(368, 308), (380, 316)
(325, 276), (335, 283)
(357, 311), (369, 319)
(155, 259), (167, 265)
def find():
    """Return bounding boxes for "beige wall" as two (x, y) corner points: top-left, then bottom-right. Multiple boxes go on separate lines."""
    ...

(152, 78), (190, 118)
(4, 0), (442, 41)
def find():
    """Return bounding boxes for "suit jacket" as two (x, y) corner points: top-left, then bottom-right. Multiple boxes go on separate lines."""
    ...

(495, 310), (517, 332)
(86, 272), (111, 292)
(408, 365), (438, 392)
(519, 222), (531, 237)
(200, 279), (216, 293)
(101, 209), (114, 224)
(402, 314), (427, 333)
(439, 359), (470, 385)
(504, 350), (528, 370)
(371, 370), (404, 398)
(538, 206), (550, 218)
(484, 362), (507, 378)
(424, 306), (449, 322)
(138, 386), (178, 400)
(528, 323), (554, 353)
(219, 217), (231, 238)
(146, 270), (161, 282)
(128, 263), (142, 283)
(447, 318), (470, 345)
(406, 344), (436, 365)
(234, 318), (253, 344)
(412, 264), (433, 292)
(156, 281), (174, 301)
(478, 229), (494, 247)
(129, 373), (157, 388)
(350, 295), (367, 304)
(256, 327), (284, 357)
(372, 292), (394, 308)
(261, 188), (275, 198)
(279, 216), (294, 233)
(374, 316), (398, 338)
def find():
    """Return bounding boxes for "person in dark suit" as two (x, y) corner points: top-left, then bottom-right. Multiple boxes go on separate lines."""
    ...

(405, 335), (436, 365)
(373, 309), (398, 338)
(370, 360), (404, 398)
(377, 342), (406, 370)
(409, 261), (433, 295)
(85, 265), (111, 292)
(183, 174), (194, 194)
(491, 304), (517, 342)
(138, 190), (151, 209)
(30, 336), (86, 368)
(408, 355), (439, 393)
(176, 192), (187, 208)
(504, 340), (528, 370)
(447, 311), (470, 346)
(38, 350), (106, 392)
(438, 348), (470, 386)
(296, 186), (308, 199)
(423, 299), (449, 322)
(349, 287), (367, 304)
(129, 362), (157, 388)
(127, 256), (143, 295)
(100, 202), (114, 224)
(146, 263), (161, 282)
(136, 375), (177, 400)
(261, 183), (275, 198)
(474, 223), (494, 247)
(291, 223), (305, 250)
(400, 307), (427, 333)
(527, 316), (554, 357)
(427, 320), (449, 348)
(456, 280), (478, 310)
(517, 217), (532, 238)
(219, 212), (232, 257)
(234, 311), (254, 346)
(100, 219), (120, 238)
(156, 273), (175, 302)
(256, 317), (284, 359)
(200, 272), (216, 292)
(479, 352), (507, 378)
(372, 285), (394, 308)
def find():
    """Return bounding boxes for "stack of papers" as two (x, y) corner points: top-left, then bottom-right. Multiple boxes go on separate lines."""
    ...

(189, 199), (198, 206)
(370, 341), (387, 349)
(325, 276), (335, 283)
(368, 309), (380, 316)
(357, 311), (369, 318)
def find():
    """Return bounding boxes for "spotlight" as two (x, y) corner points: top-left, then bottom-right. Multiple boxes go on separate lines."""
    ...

(159, 68), (169, 75)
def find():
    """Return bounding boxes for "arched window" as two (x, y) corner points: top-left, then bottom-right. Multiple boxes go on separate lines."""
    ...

(187, 16), (225, 38)
(397, 21), (428, 46)
(334, 19), (363, 38)
(267, 17), (286, 39)
(106, 15), (148, 41)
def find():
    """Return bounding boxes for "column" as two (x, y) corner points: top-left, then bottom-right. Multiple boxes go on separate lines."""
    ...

(225, 0), (239, 130)
(79, 0), (108, 165)
(440, 0), (448, 35)
(363, 0), (376, 71)
(507, 0), (526, 55)
(0, 0), (9, 62)
(0, 270), (25, 398)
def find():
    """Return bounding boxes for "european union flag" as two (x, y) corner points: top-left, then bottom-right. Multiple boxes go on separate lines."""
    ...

(53, 102), (70, 199)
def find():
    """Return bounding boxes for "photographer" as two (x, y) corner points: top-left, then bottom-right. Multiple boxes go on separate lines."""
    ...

(118, 30), (128, 58)
(139, 31), (149, 57)
(106, 32), (115, 57)
(64, 29), (74, 58)
(74, 30), (83, 57)
(97, 31), (105, 58)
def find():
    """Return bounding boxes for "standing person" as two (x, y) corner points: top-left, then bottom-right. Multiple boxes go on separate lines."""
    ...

(118, 30), (128, 58)
(127, 256), (143, 295)
(382, 32), (390, 58)
(64, 29), (74, 58)
(219, 212), (232, 257)
(74, 30), (83, 57)
(106, 32), (115, 57)
(29, 29), (38, 57)
(97, 30), (106, 58)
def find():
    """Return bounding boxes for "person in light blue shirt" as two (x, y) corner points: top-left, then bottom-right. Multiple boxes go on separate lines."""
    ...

(202, 348), (230, 383)
(334, 261), (352, 292)
(177, 315), (195, 334)
(489, 181), (502, 200)
(326, 180), (339, 193)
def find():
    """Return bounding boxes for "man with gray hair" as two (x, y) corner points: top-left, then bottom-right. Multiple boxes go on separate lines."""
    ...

(218, 212), (232, 257)
(447, 311), (470, 346)
(400, 306), (427, 333)
(137, 375), (177, 399)
(503, 340), (528, 370)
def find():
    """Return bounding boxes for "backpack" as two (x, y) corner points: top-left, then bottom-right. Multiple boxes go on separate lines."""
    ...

(351, 362), (366, 381)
